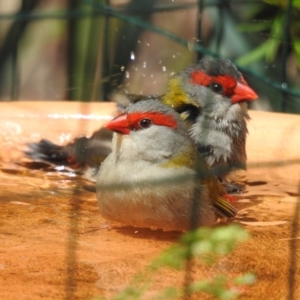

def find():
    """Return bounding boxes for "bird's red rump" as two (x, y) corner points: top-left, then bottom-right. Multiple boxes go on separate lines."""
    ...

(223, 194), (237, 203)
(127, 112), (177, 129)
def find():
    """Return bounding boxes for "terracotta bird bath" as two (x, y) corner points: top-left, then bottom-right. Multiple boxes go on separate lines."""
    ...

(0, 101), (300, 299)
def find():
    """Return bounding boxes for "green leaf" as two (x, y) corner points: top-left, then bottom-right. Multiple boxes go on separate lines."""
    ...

(234, 273), (257, 285)
(263, 0), (282, 6)
(237, 12), (285, 65)
(236, 41), (272, 65)
(265, 13), (284, 62)
(238, 21), (272, 32)
(150, 245), (188, 270)
(293, 0), (300, 9)
(264, 0), (300, 9)
(190, 275), (238, 300)
(111, 225), (251, 300)
(292, 38), (300, 67)
(150, 287), (181, 300)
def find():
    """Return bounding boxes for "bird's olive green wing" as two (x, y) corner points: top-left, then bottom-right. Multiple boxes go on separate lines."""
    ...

(213, 197), (237, 218)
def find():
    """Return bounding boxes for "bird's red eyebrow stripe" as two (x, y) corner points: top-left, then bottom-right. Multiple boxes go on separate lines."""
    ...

(190, 71), (237, 91)
(127, 112), (177, 129)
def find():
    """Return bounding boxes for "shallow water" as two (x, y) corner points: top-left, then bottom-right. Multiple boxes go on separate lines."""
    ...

(1, 102), (300, 299)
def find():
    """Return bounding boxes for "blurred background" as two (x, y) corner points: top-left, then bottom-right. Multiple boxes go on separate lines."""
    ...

(0, 0), (299, 113)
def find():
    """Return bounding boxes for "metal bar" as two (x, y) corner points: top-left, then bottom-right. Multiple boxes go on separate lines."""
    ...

(280, 0), (292, 112)
(196, 0), (204, 61)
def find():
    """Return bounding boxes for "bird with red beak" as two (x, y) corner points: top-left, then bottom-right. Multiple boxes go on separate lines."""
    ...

(161, 57), (258, 192)
(26, 58), (257, 193)
(97, 99), (237, 231)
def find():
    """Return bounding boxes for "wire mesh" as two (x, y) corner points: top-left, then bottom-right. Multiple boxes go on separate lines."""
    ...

(0, 1), (300, 300)
(0, 0), (299, 110)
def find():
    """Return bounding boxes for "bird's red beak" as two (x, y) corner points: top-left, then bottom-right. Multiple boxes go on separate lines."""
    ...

(106, 113), (130, 134)
(231, 82), (258, 104)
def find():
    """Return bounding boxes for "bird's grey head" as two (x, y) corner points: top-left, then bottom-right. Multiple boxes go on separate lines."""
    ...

(109, 99), (193, 164)
(178, 57), (257, 120)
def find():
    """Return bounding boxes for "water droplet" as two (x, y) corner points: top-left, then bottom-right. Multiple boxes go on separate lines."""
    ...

(125, 71), (130, 78)
(130, 51), (135, 60)
(281, 83), (287, 89)
(120, 66), (125, 71)
(142, 74), (146, 77)
(187, 41), (194, 51)
(162, 66), (166, 72)
(172, 55), (176, 58)
(143, 62), (147, 68)
(153, 81), (157, 85)
(150, 74), (153, 78)
(59, 133), (71, 144)
(137, 40), (141, 44)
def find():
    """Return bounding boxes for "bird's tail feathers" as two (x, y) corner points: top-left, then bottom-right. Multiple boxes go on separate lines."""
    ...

(25, 139), (80, 168)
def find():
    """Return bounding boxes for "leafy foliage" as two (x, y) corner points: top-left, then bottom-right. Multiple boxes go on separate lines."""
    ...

(237, 0), (300, 66)
(94, 224), (255, 300)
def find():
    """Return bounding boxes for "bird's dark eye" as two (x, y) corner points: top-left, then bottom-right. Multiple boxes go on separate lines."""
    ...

(139, 118), (152, 129)
(208, 82), (223, 94)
